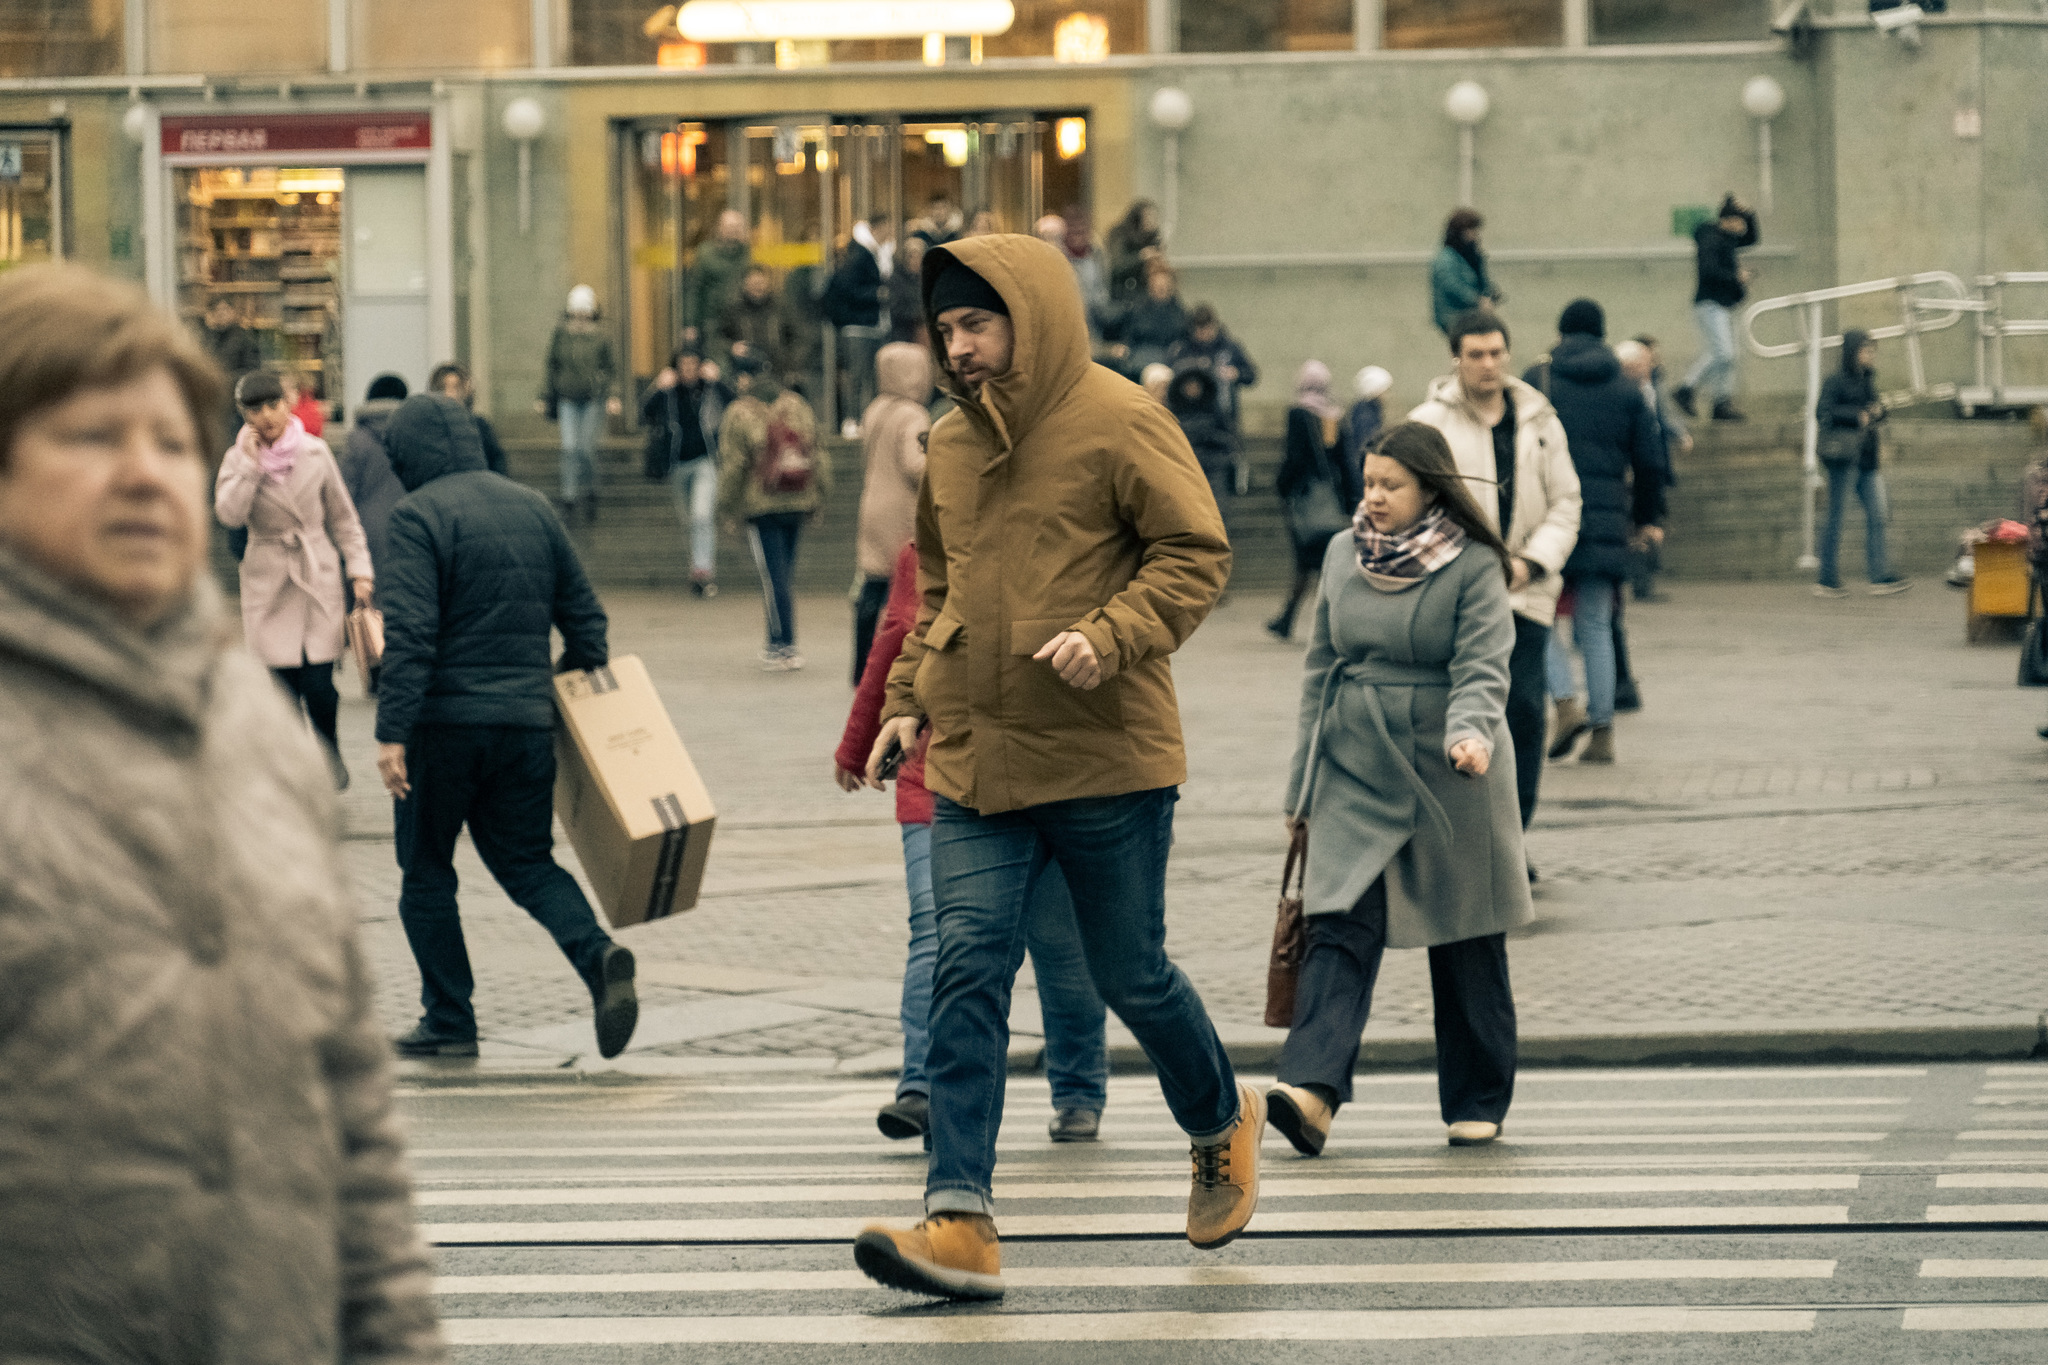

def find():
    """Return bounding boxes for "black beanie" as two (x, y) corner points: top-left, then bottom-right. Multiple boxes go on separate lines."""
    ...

(366, 373), (409, 402)
(928, 258), (1009, 319)
(1558, 298), (1606, 339)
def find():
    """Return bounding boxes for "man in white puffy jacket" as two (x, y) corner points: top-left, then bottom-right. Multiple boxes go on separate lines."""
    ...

(1410, 309), (1581, 841)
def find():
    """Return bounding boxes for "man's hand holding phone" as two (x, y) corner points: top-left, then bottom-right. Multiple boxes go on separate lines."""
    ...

(866, 716), (923, 791)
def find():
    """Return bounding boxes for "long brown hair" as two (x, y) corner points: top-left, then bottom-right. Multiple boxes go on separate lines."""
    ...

(1368, 421), (1514, 583)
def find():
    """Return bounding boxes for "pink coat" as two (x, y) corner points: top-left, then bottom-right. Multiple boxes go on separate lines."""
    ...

(214, 433), (373, 668)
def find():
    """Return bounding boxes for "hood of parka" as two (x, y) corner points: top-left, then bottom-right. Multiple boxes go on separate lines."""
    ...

(0, 540), (230, 735)
(922, 234), (1093, 455)
(387, 393), (489, 492)
(876, 341), (933, 403)
(1840, 328), (1871, 376)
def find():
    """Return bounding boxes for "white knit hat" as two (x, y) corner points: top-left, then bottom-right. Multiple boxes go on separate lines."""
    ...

(567, 284), (597, 316)
(1354, 365), (1392, 401)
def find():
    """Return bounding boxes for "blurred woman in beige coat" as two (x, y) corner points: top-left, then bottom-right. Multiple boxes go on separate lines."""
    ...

(215, 368), (372, 787)
(851, 340), (931, 680)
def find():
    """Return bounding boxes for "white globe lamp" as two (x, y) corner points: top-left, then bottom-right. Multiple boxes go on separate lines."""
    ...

(1444, 82), (1489, 206)
(1148, 87), (1193, 132)
(503, 98), (547, 235)
(121, 100), (150, 145)
(1148, 88), (1193, 245)
(1740, 75), (1785, 210)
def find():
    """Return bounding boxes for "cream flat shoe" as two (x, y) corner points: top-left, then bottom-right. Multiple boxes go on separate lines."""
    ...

(1447, 1120), (1501, 1146)
(1266, 1083), (1333, 1157)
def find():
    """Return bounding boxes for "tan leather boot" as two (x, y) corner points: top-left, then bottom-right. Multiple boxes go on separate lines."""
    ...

(1266, 1083), (1334, 1157)
(1548, 697), (1589, 759)
(1188, 1082), (1264, 1249)
(853, 1212), (1004, 1299)
(1579, 725), (1615, 764)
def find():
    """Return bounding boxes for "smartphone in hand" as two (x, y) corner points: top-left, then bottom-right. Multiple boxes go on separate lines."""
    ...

(877, 737), (906, 782)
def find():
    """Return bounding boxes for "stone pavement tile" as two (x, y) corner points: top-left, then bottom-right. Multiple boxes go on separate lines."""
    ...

(336, 579), (2048, 1071)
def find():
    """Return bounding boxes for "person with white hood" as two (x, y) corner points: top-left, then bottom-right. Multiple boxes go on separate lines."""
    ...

(1408, 310), (1580, 844)
(824, 213), (894, 435)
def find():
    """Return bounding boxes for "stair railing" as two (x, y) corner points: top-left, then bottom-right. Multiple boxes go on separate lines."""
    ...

(1740, 272), (1976, 568)
(1963, 273), (2048, 414)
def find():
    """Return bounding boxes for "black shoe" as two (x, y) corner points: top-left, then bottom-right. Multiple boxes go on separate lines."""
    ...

(591, 944), (638, 1059)
(1711, 398), (1746, 422)
(1048, 1108), (1101, 1143)
(1526, 860), (1539, 885)
(878, 1092), (931, 1140)
(1672, 385), (1697, 418)
(1613, 680), (1642, 714)
(392, 1024), (478, 1058)
(1264, 618), (1292, 642)
(2038, 724), (2048, 741)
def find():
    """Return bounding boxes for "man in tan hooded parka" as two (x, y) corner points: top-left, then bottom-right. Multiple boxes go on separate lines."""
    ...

(850, 234), (1264, 1300)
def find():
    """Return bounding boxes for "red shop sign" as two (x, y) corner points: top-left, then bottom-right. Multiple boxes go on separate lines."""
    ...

(162, 112), (432, 160)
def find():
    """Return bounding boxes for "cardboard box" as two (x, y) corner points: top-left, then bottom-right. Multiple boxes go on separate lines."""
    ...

(553, 656), (716, 928)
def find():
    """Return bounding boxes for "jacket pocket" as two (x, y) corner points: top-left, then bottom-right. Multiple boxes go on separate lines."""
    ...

(1008, 617), (1080, 657)
(1005, 617), (1123, 732)
(926, 612), (964, 652)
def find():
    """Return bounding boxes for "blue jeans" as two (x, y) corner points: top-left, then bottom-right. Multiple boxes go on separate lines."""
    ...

(747, 513), (803, 651)
(668, 457), (718, 578)
(1683, 301), (1739, 402)
(557, 398), (603, 503)
(1818, 463), (1892, 589)
(896, 823), (1109, 1112)
(925, 789), (1237, 1216)
(1563, 576), (1620, 727)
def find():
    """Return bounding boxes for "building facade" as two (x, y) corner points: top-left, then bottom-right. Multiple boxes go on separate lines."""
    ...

(1, 0), (2041, 429)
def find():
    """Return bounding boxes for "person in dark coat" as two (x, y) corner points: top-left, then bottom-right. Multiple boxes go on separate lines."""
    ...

(1167, 305), (1260, 443)
(430, 360), (509, 475)
(1525, 300), (1664, 765)
(1105, 200), (1163, 304)
(1166, 366), (1235, 506)
(1674, 195), (1759, 422)
(1103, 263), (1190, 380)
(717, 265), (796, 381)
(642, 347), (725, 597)
(1814, 328), (1909, 598)
(1268, 361), (1357, 641)
(824, 214), (893, 425)
(337, 372), (410, 608)
(1429, 208), (1505, 336)
(888, 233), (929, 345)
(372, 394), (638, 1062)
(1342, 366), (1393, 487)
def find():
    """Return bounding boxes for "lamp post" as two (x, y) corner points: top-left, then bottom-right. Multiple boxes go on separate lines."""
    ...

(1741, 75), (1785, 214)
(503, 97), (546, 236)
(1148, 87), (1192, 244)
(1444, 81), (1489, 208)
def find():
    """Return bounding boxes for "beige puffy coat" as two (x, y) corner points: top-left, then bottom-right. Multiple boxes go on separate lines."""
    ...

(856, 342), (932, 579)
(214, 426), (374, 667)
(0, 544), (443, 1363)
(1407, 374), (1581, 627)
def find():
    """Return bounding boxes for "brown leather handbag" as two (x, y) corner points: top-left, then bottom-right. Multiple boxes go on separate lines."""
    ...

(345, 602), (384, 694)
(1264, 823), (1309, 1028)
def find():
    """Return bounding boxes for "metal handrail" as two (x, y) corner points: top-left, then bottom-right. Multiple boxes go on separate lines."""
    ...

(1969, 273), (2048, 412)
(1739, 272), (1976, 570)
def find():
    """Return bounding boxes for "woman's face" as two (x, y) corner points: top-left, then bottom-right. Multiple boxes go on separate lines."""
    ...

(1360, 454), (1432, 535)
(0, 366), (208, 627)
(1856, 344), (1877, 371)
(1146, 270), (1176, 302)
(243, 397), (291, 444)
(1138, 205), (1159, 234)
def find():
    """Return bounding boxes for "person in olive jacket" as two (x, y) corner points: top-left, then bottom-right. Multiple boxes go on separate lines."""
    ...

(851, 235), (1260, 1303)
(538, 285), (620, 523)
(372, 394), (638, 1062)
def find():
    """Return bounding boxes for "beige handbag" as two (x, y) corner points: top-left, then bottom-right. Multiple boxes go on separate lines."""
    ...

(345, 601), (384, 694)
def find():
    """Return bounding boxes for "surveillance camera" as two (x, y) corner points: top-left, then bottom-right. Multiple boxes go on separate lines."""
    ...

(1872, 3), (1925, 41)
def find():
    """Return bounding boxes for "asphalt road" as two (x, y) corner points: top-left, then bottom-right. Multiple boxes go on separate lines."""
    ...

(404, 1061), (2048, 1361)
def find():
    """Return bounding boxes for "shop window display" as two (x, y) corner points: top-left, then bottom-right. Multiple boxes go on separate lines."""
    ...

(0, 131), (61, 264)
(0, 0), (121, 77)
(176, 167), (343, 402)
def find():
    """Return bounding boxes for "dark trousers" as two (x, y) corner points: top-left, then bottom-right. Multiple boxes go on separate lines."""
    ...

(748, 513), (805, 651)
(1505, 614), (1549, 828)
(395, 724), (614, 1040)
(272, 660), (340, 755)
(1612, 592), (1637, 693)
(853, 574), (891, 684)
(1276, 878), (1517, 1124)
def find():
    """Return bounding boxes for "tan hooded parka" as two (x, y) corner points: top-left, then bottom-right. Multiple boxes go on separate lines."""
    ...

(881, 235), (1230, 815)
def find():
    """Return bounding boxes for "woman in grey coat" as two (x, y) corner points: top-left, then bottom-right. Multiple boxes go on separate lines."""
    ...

(1269, 422), (1533, 1157)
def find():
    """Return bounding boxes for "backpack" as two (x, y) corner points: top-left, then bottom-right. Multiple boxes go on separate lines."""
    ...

(755, 407), (816, 495)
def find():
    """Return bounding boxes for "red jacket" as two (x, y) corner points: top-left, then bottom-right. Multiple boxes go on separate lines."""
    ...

(835, 541), (933, 825)
(291, 395), (326, 438)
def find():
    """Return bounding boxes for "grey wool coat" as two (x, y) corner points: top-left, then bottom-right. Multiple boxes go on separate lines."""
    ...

(1285, 534), (1535, 947)
(0, 545), (445, 1364)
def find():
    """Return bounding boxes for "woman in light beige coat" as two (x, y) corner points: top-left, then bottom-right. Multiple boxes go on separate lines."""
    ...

(215, 368), (372, 787)
(852, 341), (932, 680)
(0, 263), (443, 1364)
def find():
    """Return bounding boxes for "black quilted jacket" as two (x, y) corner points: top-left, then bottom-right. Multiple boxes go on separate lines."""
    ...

(373, 394), (607, 744)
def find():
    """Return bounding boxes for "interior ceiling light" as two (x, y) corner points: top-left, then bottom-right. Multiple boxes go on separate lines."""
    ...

(1052, 12), (1108, 62)
(677, 0), (1014, 42)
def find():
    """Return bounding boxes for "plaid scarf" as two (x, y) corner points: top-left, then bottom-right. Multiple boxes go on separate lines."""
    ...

(1353, 504), (1468, 580)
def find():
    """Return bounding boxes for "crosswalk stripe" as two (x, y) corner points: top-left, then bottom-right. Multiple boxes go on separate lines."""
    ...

(1954, 1133), (2048, 1141)
(422, 1205), (1853, 1243)
(416, 1101), (1909, 1125)
(1925, 1205), (2048, 1222)
(414, 1174), (1862, 1206)
(1936, 1174), (2048, 1189)
(437, 1306), (1818, 1343)
(1982, 1082), (2048, 1090)
(434, 1259), (1838, 1295)
(405, 1133), (1888, 1159)
(1903, 1306), (2048, 1331)
(409, 1113), (1897, 1136)
(1919, 1260), (2048, 1278)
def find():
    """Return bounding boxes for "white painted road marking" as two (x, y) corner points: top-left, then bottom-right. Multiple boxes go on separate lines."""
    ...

(438, 1307), (1818, 1344)
(1919, 1260), (2048, 1278)
(1903, 1306), (2048, 1331)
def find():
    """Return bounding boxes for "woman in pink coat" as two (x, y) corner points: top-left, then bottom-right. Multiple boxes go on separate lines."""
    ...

(214, 370), (372, 788)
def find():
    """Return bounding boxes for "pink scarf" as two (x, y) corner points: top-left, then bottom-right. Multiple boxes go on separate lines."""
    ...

(245, 415), (306, 483)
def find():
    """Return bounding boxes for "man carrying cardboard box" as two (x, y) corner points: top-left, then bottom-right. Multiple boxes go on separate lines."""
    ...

(373, 393), (639, 1060)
